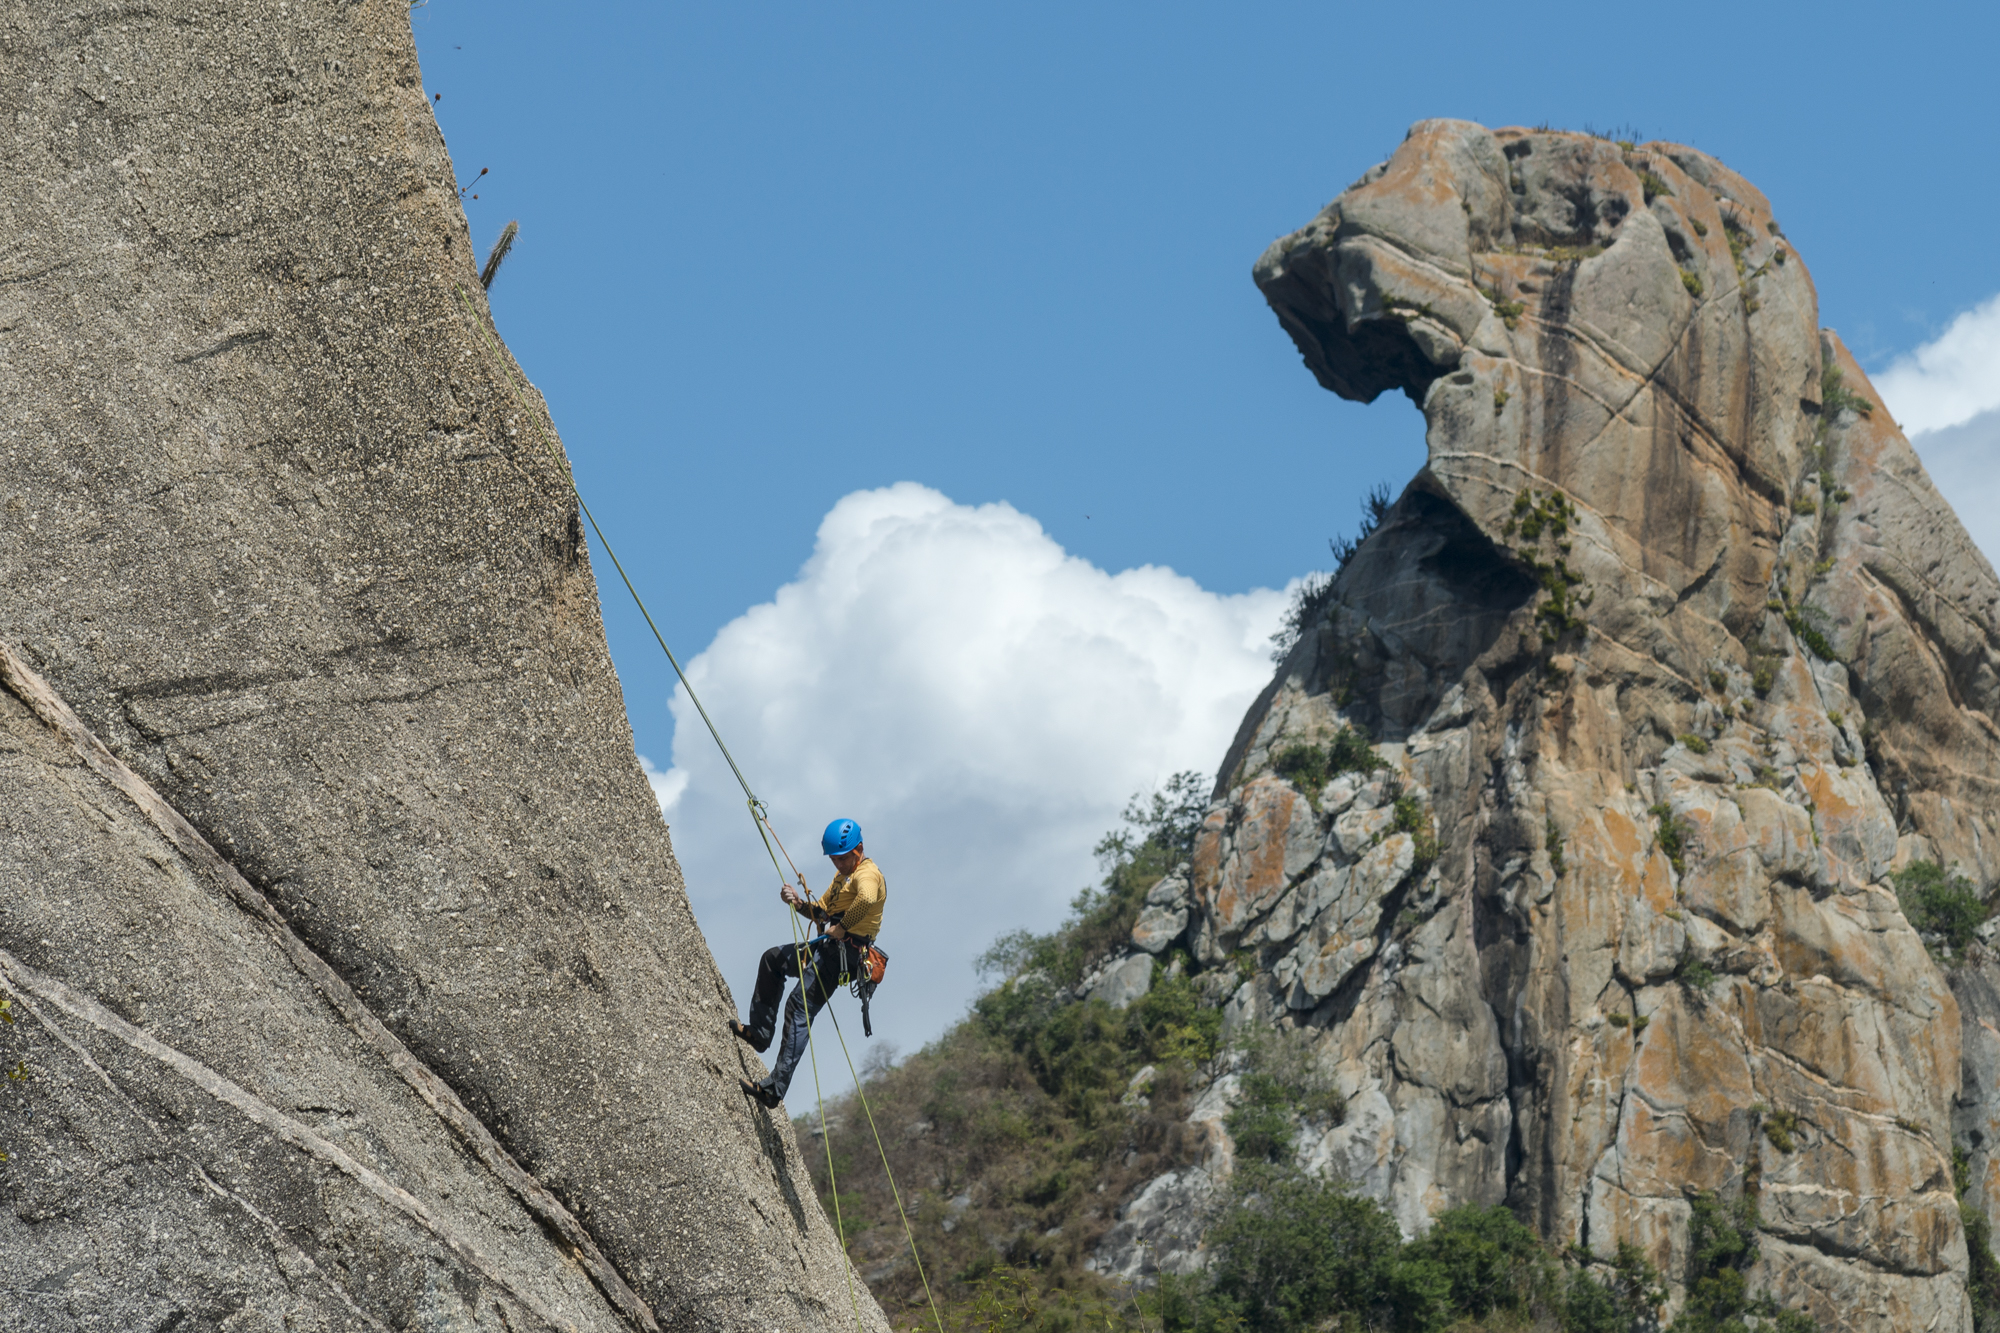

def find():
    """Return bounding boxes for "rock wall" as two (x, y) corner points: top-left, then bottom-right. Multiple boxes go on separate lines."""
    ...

(0, 4), (884, 1330)
(1108, 121), (2000, 1331)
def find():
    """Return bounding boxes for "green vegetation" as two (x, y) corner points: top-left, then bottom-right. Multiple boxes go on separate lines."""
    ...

(1547, 816), (1568, 877)
(1506, 490), (1591, 644)
(1379, 294), (1438, 323)
(806, 779), (1219, 1325)
(1274, 725), (1385, 802)
(1691, 217), (1709, 237)
(1391, 792), (1440, 878)
(1650, 803), (1692, 876)
(1637, 168), (1674, 201)
(1676, 946), (1717, 995)
(1761, 1108), (1801, 1153)
(1954, 1147), (2000, 1329)
(1894, 860), (1991, 963)
(1789, 492), (1818, 516)
(1268, 572), (1334, 665)
(1772, 596), (1840, 662)
(1224, 1034), (1345, 1168)
(1749, 656), (1776, 698)
(1155, 1163), (1671, 1332)
(801, 771), (1705, 1332)
(1679, 734), (1711, 756)
(1681, 269), (1704, 298)
(1271, 488), (1391, 662)
(1542, 243), (1605, 265)
(1671, 1192), (1816, 1332)
(1493, 387), (1511, 412)
(1819, 364), (1874, 426)
(1723, 215), (1750, 277)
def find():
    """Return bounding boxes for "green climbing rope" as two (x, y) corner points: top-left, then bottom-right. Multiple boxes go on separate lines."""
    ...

(453, 284), (941, 1333)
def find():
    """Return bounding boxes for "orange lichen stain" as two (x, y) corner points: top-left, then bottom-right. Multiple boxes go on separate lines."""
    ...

(1212, 780), (1294, 930)
(1357, 124), (1464, 209)
(1799, 764), (1859, 824)
(1601, 807), (1643, 861)
(1190, 808), (1227, 901)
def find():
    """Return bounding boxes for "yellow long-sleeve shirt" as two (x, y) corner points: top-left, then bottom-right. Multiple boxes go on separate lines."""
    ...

(800, 857), (886, 941)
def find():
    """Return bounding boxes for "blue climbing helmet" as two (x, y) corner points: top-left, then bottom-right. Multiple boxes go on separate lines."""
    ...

(821, 818), (863, 857)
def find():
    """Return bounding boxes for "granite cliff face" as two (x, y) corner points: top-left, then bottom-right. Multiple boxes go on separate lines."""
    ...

(0, 4), (884, 1330)
(1100, 122), (2000, 1329)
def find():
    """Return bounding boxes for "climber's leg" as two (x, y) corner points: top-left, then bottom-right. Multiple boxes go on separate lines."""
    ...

(760, 939), (842, 1100)
(734, 942), (801, 1052)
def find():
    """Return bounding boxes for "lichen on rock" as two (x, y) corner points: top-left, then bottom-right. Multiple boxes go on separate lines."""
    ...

(1106, 120), (2000, 1332)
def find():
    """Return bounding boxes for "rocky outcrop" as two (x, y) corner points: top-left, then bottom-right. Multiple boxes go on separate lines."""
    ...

(1103, 121), (2000, 1331)
(0, 4), (883, 1330)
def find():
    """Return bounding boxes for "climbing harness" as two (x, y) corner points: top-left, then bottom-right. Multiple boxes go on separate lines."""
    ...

(855, 944), (888, 1037)
(799, 934), (890, 1036)
(453, 285), (943, 1333)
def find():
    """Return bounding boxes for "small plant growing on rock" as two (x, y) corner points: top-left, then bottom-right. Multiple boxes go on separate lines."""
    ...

(1392, 795), (1440, 876)
(1789, 491), (1818, 515)
(1895, 860), (1990, 963)
(1328, 724), (1384, 778)
(1267, 571), (1334, 663)
(1274, 726), (1384, 803)
(1273, 743), (1329, 797)
(1762, 1108), (1802, 1153)
(1820, 364), (1875, 423)
(1708, 669), (1727, 693)
(1750, 656), (1776, 698)
(1678, 1191), (1817, 1331)
(1679, 734), (1711, 756)
(1681, 269), (1705, 299)
(1493, 388), (1510, 412)
(1649, 803), (1692, 875)
(1637, 167), (1673, 201)
(1785, 603), (1839, 662)
(479, 219), (518, 290)
(1676, 946), (1717, 995)
(1483, 288), (1527, 329)
(1546, 816), (1567, 876)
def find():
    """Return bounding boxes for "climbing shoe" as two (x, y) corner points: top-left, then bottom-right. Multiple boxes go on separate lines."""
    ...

(728, 1019), (771, 1053)
(739, 1076), (783, 1110)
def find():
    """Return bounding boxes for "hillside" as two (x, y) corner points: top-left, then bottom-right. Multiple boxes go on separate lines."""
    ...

(804, 121), (2000, 1333)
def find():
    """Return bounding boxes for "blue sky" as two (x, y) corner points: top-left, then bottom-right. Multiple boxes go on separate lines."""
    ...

(408, 1), (2000, 1086)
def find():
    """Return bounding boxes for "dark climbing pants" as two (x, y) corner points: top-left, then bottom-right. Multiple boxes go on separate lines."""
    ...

(746, 936), (859, 1099)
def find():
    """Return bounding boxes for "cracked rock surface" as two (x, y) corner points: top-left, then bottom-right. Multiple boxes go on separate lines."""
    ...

(1099, 121), (2000, 1332)
(0, 4), (884, 1330)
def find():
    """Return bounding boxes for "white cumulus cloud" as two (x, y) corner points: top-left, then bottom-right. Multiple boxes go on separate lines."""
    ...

(1876, 292), (2000, 436)
(645, 482), (1293, 1105)
(1873, 292), (2000, 569)
(1905, 408), (2000, 568)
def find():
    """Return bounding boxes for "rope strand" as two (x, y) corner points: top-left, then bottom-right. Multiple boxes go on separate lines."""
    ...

(455, 284), (940, 1333)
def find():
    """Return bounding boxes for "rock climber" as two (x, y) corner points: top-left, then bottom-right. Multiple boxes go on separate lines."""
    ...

(731, 817), (885, 1109)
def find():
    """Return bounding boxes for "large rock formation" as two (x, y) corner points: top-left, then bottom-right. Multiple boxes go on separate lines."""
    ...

(1104, 122), (2000, 1330)
(0, 4), (885, 1330)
